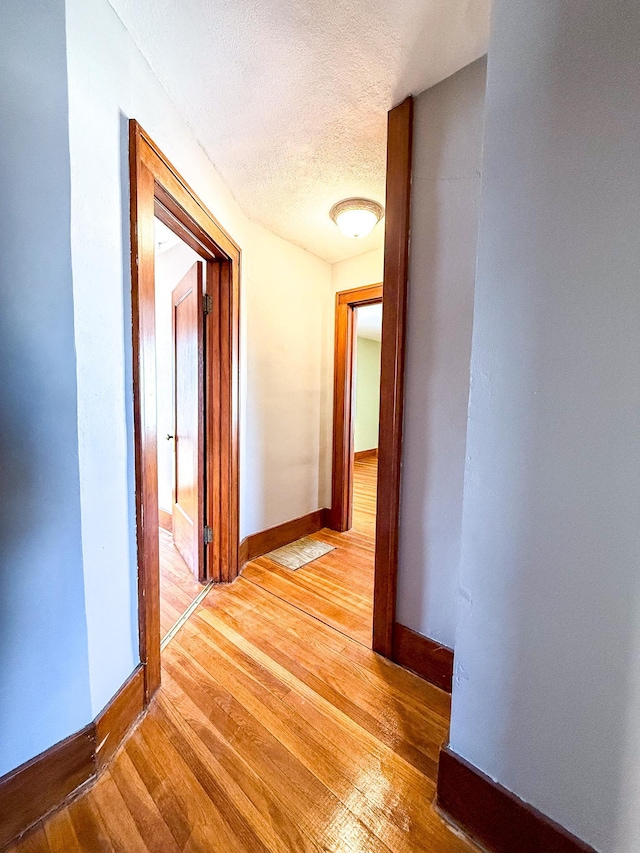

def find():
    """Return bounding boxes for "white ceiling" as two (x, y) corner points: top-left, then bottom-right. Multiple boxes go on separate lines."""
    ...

(154, 217), (181, 254)
(357, 303), (382, 342)
(109, 0), (491, 263)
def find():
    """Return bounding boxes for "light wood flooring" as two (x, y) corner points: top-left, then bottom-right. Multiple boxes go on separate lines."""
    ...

(242, 457), (377, 647)
(159, 527), (207, 640)
(8, 456), (478, 853)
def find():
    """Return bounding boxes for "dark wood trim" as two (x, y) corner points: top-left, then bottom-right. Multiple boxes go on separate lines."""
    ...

(354, 448), (377, 461)
(336, 283), (384, 306)
(239, 508), (329, 570)
(392, 622), (453, 693)
(373, 96), (414, 658)
(330, 283), (382, 532)
(0, 726), (95, 849)
(238, 535), (249, 571)
(0, 666), (145, 849)
(437, 747), (597, 853)
(129, 123), (161, 702)
(130, 120), (241, 700)
(158, 507), (172, 532)
(94, 665), (145, 770)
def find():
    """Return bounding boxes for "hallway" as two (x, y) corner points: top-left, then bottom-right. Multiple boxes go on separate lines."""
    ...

(8, 458), (477, 852)
(242, 456), (377, 646)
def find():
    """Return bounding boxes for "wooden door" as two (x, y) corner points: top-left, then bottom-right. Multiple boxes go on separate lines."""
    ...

(171, 262), (204, 580)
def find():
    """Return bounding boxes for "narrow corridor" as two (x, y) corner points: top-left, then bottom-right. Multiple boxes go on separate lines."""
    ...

(9, 458), (477, 852)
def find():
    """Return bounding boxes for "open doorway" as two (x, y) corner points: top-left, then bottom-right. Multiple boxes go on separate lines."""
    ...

(330, 283), (383, 533)
(129, 121), (240, 702)
(238, 284), (383, 649)
(351, 302), (382, 540)
(154, 219), (210, 645)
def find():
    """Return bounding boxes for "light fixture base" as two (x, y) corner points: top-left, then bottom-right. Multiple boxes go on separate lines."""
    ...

(329, 198), (384, 238)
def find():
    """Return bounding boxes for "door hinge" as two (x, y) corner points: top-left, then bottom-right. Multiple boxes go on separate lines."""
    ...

(204, 525), (213, 545)
(204, 294), (213, 315)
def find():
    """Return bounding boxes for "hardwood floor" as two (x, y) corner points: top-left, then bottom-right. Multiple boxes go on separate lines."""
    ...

(159, 527), (206, 640)
(8, 456), (479, 852)
(242, 457), (377, 646)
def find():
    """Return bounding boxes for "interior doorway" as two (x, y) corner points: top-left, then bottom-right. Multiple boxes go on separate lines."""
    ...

(351, 302), (382, 540)
(129, 121), (240, 702)
(238, 286), (383, 649)
(154, 219), (209, 644)
(330, 283), (383, 532)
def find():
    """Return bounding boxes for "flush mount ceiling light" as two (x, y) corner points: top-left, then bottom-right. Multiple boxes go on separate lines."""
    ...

(330, 198), (384, 239)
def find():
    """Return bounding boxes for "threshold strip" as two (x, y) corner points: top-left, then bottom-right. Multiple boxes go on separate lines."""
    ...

(161, 581), (215, 651)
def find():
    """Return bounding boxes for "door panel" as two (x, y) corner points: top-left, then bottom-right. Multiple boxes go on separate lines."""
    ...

(171, 262), (204, 580)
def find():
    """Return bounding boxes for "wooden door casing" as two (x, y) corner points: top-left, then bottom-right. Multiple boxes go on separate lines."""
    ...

(373, 97), (413, 657)
(130, 120), (240, 703)
(330, 284), (383, 533)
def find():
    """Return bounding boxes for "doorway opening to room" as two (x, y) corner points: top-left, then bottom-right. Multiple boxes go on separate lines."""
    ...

(129, 121), (240, 703)
(330, 283), (383, 534)
(351, 302), (382, 531)
(239, 282), (383, 650)
(154, 218), (211, 646)
(291, 282), (380, 647)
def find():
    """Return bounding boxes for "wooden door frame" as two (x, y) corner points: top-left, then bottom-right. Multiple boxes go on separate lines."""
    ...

(129, 120), (240, 702)
(330, 284), (383, 532)
(372, 97), (413, 657)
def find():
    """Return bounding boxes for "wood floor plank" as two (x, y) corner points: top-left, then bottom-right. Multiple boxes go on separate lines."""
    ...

(90, 771), (150, 853)
(193, 586), (448, 773)
(164, 629), (438, 853)
(5, 828), (51, 853)
(159, 660), (392, 853)
(135, 712), (252, 853)
(109, 749), (182, 853)
(67, 793), (117, 853)
(241, 458), (377, 645)
(159, 527), (207, 639)
(42, 808), (82, 853)
(13, 456), (479, 853)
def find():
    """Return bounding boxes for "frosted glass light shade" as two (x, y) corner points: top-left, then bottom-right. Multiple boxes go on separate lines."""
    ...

(330, 198), (384, 238)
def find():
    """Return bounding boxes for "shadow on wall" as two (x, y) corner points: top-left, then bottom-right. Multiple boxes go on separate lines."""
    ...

(451, 5), (640, 851)
(119, 110), (141, 660)
(0, 0), (92, 778)
(243, 232), (331, 537)
(396, 58), (486, 649)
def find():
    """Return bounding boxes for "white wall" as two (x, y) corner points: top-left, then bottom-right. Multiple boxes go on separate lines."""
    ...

(396, 58), (486, 648)
(154, 238), (203, 512)
(0, 0), (92, 778)
(450, 4), (640, 851)
(331, 247), (383, 295)
(354, 336), (381, 453)
(243, 225), (334, 531)
(65, 0), (332, 719)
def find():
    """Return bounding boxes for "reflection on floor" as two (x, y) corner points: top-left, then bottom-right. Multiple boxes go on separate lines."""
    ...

(10, 454), (478, 853)
(159, 526), (205, 639)
(352, 454), (377, 537)
(242, 456), (377, 647)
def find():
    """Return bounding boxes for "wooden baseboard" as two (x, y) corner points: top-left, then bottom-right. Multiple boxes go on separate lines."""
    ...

(354, 448), (378, 461)
(95, 665), (145, 770)
(239, 508), (330, 570)
(238, 536), (249, 571)
(437, 747), (597, 853)
(158, 508), (172, 532)
(392, 622), (453, 692)
(0, 665), (146, 848)
(0, 725), (95, 849)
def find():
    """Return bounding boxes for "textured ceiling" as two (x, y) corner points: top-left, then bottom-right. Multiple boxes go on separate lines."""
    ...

(109, 0), (491, 262)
